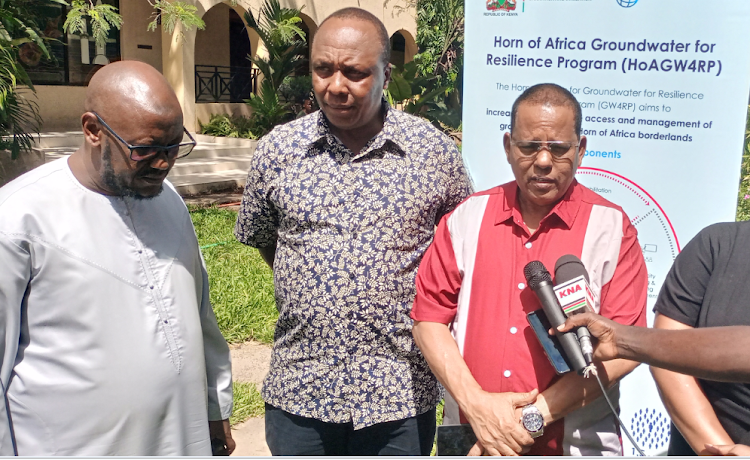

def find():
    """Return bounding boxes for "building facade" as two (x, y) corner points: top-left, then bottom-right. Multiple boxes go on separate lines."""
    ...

(25, 0), (417, 132)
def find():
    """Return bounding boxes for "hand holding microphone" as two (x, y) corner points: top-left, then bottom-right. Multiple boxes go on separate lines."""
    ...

(556, 312), (622, 362)
(553, 255), (596, 365)
(523, 260), (588, 375)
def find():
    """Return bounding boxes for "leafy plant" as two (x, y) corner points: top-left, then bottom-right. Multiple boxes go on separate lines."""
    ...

(381, 0), (465, 133)
(0, 0), (66, 54)
(388, 61), (444, 111)
(146, 0), (204, 40)
(278, 74), (315, 116)
(245, 79), (290, 137)
(278, 75), (312, 105)
(736, 105), (750, 221)
(63, 0), (123, 50)
(0, 43), (41, 158)
(0, 0), (65, 158)
(412, 0), (464, 132)
(242, 0), (306, 135)
(199, 113), (256, 139)
(243, 0), (306, 92)
(387, 60), (462, 132)
(67, 0), (226, 45)
(415, 0), (464, 80)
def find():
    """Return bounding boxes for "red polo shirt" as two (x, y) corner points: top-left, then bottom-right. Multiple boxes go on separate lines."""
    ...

(412, 180), (647, 455)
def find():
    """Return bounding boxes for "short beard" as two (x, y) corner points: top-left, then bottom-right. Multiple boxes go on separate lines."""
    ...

(101, 143), (162, 200)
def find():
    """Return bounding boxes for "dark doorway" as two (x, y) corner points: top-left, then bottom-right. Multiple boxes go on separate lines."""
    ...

(229, 9), (253, 100)
(390, 32), (406, 68)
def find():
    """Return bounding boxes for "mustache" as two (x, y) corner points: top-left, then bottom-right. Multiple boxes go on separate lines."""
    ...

(137, 167), (169, 178)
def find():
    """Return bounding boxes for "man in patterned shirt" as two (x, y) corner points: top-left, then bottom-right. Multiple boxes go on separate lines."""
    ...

(234, 7), (473, 456)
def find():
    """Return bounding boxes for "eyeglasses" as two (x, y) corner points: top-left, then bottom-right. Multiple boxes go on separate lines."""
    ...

(510, 140), (580, 158)
(92, 111), (196, 162)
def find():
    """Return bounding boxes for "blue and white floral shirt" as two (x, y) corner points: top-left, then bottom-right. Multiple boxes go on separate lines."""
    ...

(235, 105), (473, 429)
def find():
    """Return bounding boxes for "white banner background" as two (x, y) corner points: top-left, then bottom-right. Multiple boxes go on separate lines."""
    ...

(462, 0), (750, 454)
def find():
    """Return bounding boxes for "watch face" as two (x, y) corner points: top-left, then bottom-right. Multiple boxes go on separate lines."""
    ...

(522, 413), (544, 432)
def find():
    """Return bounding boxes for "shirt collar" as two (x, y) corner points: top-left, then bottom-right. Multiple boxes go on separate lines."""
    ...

(495, 179), (582, 230)
(306, 100), (407, 158)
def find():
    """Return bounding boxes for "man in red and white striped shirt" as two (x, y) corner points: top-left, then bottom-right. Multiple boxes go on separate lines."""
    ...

(412, 83), (647, 456)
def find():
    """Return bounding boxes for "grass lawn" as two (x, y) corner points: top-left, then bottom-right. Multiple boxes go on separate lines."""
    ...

(190, 206), (277, 344)
(230, 381), (266, 425)
(190, 206), (276, 426)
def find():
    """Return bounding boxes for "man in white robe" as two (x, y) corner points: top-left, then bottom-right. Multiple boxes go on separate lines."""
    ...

(0, 61), (234, 455)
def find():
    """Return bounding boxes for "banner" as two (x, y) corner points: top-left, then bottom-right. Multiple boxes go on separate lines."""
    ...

(462, 0), (750, 454)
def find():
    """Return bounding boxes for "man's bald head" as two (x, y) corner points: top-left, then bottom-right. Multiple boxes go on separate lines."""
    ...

(510, 83), (582, 138)
(85, 61), (182, 127)
(74, 61), (186, 200)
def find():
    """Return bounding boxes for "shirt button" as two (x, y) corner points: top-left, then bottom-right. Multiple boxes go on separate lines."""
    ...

(349, 273), (356, 280)
(518, 283), (525, 290)
(138, 249), (143, 254)
(504, 370), (512, 378)
(149, 285), (154, 290)
(525, 242), (532, 249)
(510, 327), (518, 334)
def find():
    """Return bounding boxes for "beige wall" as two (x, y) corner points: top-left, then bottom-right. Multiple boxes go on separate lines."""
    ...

(193, 0), (417, 55)
(398, 29), (418, 64)
(35, 0), (417, 133)
(120, 0), (163, 71)
(271, 0), (417, 41)
(170, 0), (416, 129)
(196, 103), (253, 126)
(195, 3), (231, 67)
(35, 86), (87, 132)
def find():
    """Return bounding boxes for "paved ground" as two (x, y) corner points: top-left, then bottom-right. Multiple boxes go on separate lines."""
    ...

(230, 341), (273, 456)
(183, 191), (243, 212)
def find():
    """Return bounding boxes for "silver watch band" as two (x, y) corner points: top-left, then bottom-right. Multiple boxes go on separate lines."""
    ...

(521, 404), (545, 438)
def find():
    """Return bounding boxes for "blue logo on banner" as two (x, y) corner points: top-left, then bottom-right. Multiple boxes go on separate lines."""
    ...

(616, 0), (638, 7)
(630, 408), (670, 454)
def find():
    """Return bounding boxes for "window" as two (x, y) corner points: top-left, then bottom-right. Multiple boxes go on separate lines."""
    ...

(20, 0), (121, 85)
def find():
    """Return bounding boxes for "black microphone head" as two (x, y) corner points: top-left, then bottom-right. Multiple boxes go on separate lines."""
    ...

(523, 260), (551, 290)
(554, 254), (589, 284)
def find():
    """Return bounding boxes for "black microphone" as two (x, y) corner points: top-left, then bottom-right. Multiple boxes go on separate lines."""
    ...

(524, 260), (588, 375)
(554, 255), (595, 365)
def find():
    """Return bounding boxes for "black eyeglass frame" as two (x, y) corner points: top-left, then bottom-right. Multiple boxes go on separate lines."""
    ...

(91, 111), (196, 161)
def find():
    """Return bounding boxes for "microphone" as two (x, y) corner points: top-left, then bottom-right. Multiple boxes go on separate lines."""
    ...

(524, 260), (588, 375)
(554, 255), (595, 365)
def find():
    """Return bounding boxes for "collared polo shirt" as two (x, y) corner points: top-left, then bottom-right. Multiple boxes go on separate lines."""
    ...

(235, 105), (473, 428)
(412, 180), (647, 455)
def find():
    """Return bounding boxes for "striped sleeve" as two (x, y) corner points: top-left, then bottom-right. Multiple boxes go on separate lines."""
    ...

(411, 212), (463, 325)
(599, 214), (649, 327)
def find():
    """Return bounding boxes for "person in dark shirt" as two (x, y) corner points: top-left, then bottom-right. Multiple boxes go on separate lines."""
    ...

(558, 312), (750, 457)
(652, 222), (750, 455)
(559, 222), (750, 455)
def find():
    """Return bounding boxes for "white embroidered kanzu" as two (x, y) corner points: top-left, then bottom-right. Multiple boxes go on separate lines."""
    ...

(0, 159), (232, 455)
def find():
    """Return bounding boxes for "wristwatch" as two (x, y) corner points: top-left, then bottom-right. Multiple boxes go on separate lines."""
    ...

(521, 404), (545, 438)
